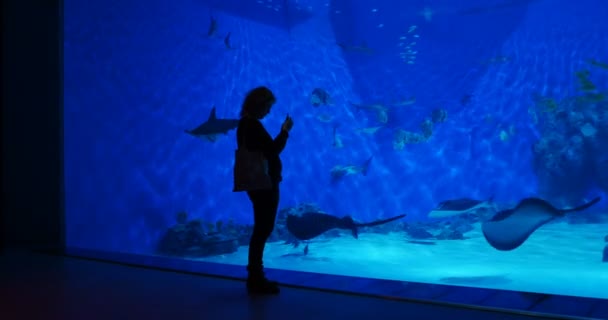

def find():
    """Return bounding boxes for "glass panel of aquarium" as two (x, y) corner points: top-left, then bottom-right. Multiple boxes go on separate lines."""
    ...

(64, 0), (608, 304)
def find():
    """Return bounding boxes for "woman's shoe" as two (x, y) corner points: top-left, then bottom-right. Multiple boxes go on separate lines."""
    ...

(247, 277), (280, 295)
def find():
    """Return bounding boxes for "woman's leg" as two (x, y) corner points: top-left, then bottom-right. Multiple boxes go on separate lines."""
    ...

(246, 185), (280, 291)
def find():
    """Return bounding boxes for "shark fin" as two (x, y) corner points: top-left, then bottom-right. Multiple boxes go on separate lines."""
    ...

(208, 107), (217, 121)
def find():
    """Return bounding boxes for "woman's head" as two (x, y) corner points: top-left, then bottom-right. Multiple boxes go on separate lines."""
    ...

(240, 86), (276, 119)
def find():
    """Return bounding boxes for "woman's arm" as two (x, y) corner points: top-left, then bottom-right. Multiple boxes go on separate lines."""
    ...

(244, 119), (289, 155)
(270, 129), (289, 154)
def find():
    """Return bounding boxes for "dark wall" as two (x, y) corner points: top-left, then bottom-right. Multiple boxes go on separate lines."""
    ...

(2, 0), (63, 250)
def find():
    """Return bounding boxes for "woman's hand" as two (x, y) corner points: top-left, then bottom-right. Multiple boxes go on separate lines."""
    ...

(281, 114), (294, 132)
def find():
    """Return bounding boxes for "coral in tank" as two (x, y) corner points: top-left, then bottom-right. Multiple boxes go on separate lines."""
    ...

(531, 65), (608, 204)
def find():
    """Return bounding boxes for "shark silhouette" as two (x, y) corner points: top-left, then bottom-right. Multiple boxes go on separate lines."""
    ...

(286, 211), (406, 241)
(184, 107), (239, 142)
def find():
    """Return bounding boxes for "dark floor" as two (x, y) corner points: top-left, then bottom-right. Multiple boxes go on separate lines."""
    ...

(0, 250), (600, 320)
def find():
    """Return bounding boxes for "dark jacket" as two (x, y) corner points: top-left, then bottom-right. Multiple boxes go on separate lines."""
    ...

(236, 117), (289, 184)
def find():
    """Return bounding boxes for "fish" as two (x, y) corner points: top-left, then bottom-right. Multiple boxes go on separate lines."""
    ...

(460, 94), (473, 106)
(348, 101), (389, 124)
(393, 129), (427, 150)
(588, 59), (608, 70)
(391, 97), (416, 106)
(482, 196), (601, 251)
(310, 88), (332, 107)
(330, 156), (373, 182)
(286, 211), (406, 241)
(184, 107), (239, 142)
(207, 15), (218, 37)
(428, 197), (496, 218)
(356, 126), (383, 135)
(224, 32), (233, 49)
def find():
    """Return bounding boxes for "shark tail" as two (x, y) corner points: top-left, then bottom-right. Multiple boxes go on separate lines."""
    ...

(361, 156), (373, 176)
(356, 214), (406, 228)
(560, 197), (601, 214)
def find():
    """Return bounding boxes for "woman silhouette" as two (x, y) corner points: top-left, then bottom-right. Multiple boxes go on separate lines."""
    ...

(236, 86), (293, 294)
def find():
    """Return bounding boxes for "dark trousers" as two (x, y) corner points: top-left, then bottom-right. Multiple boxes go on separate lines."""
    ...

(246, 184), (279, 277)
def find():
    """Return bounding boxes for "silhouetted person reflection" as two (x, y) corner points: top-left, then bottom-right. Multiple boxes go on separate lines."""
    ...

(237, 86), (293, 294)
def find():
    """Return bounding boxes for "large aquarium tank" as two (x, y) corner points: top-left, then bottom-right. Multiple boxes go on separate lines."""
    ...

(64, 0), (608, 306)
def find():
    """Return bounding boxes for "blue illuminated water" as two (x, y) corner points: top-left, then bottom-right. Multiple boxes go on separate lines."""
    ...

(63, 0), (608, 299)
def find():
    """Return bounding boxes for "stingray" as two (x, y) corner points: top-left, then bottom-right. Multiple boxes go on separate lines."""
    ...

(428, 197), (495, 218)
(286, 212), (406, 241)
(482, 196), (601, 251)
